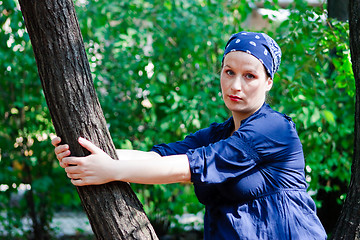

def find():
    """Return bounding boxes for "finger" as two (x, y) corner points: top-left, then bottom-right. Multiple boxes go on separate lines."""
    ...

(71, 178), (86, 186)
(59, 161), (68, 169)
(51, 137), (62, 147)
(62, 156), (82, 166)
(57, 150), (71, 161)
(67, 172), (82, 179)
(78, 137), (102, 154)
(55, 144), (69, 155)
(65, 165), (82, 174)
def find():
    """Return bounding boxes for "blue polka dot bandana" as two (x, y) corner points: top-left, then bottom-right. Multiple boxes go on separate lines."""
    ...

(222, 31), (282, 79)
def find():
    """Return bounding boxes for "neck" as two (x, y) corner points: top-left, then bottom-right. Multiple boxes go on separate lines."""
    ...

(232, 114), (247, 132)
(231, 103), (265, 133)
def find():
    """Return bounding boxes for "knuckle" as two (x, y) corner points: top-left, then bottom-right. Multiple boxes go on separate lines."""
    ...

(58, 155), (65, 162)
(62, 157), (70, 165)
(60, 145), (67, 152)
(59, 152), (66, 159)
(77, 167), (84, 174)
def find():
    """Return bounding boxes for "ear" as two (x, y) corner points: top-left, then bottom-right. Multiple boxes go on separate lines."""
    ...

(265, 77), (273, 92)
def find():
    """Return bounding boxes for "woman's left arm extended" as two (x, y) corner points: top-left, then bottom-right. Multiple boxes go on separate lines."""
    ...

(61, 137), (191, 186)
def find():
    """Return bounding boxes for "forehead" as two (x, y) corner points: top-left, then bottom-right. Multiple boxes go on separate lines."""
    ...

(223, 51), (263, 69)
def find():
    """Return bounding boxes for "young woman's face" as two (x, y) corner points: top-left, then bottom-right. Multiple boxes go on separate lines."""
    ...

(221, 51), (273, 120)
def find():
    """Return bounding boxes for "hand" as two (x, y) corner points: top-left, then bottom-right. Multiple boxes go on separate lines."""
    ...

(61, 137), (117, 186)
(52, 136), (71, 168)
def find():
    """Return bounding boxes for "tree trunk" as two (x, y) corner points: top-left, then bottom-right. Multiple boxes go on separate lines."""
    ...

(327, 0), (349, 21)
(18, 0), (158, 239)
(330, 0), (360, 239)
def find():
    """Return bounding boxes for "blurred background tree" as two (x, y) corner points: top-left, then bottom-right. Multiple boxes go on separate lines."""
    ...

(0, 0), (354, 238)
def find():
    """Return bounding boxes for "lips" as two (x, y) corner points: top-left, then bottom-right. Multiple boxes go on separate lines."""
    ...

(229, 95), (242, 102)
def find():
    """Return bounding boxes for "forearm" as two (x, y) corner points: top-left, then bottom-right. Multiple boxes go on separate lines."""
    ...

(116, 149), (160, 160)
(112, 153), (191, 184)
(59, 137), (192, 186)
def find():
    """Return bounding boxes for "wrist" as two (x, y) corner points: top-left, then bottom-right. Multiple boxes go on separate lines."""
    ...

(106, 158), (124, 183)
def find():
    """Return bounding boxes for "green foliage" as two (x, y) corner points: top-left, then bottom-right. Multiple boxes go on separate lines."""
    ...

(269, 5), (354, 206)
(75, 0), (252, 232)
(0, 0), (82, 238)
(0, 0), (355, 237)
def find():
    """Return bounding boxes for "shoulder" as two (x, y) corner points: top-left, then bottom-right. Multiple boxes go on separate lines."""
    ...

(195, 117), (234, 143)
(151, 117), (234, 155)
(235, 104), (303, 160)
(237, 104), (300, 146)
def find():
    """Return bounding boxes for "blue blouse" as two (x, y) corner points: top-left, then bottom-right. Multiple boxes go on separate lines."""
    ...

(151, 104), (327, 239)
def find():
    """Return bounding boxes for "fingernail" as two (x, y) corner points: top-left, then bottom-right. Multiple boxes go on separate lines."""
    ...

(78, 137), (84, 143)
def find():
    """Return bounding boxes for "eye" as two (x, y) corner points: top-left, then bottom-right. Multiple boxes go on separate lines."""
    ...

(245, 73), (255, 79)
(225, 70), (235, 76)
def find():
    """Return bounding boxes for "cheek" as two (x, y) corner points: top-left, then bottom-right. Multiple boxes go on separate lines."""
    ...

(244, 81), (259, 92)
(220, 77), (227, 91)
(245, 82), (266, 98)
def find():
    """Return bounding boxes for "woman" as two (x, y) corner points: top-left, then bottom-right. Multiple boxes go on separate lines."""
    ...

(52, 31), (327, 239)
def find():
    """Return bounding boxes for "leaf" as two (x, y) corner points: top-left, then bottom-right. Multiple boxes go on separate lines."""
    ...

(310, 107), (321, 124)
(157, 72), (167, 84)
(322, 110), (336, 124)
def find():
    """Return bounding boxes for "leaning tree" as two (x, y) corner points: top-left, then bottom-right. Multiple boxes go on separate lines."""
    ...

(18, 0), (158, 239)
(331, 0), (360, 239)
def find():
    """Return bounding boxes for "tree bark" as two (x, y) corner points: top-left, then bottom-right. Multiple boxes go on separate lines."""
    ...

(18, 0), (158, 239)
(330, 0), (360, 239)
(327, 0), (349, 21)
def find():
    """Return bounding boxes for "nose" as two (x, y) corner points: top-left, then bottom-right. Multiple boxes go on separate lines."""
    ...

(231, 77), (242, 91)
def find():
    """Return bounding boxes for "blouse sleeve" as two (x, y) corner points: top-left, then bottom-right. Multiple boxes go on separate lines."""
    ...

(187, 132), (260, 185)
(150, 132), (203, 156)
(151, 121), (226, 156)
(187, 111), (305, 186)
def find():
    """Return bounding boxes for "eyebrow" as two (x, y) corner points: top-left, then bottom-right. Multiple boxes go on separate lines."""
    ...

(223, 64), (258, 73)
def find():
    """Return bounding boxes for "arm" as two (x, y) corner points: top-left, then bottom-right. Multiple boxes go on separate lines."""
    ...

(116, 149), (160, 161)
(52, 137), (191, 186)
(111, 152), (191, 185)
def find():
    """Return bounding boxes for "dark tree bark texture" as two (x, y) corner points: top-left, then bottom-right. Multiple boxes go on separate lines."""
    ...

(18, 0), (158, 239)
(331, 0), (360, 239)
(327, 0), (349, 21)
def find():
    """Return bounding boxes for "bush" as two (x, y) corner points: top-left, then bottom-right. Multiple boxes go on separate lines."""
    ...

(0, 0), (354, 237)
